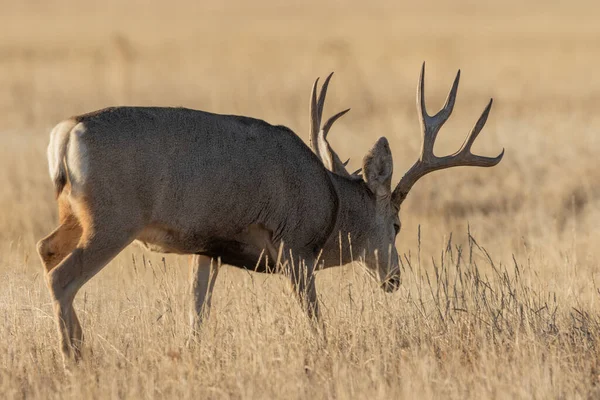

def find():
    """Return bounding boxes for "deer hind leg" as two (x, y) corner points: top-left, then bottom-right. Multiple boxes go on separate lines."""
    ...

(46, 215), (137, 364)
(37, 198), (82, 274)
(188, 255), (219, 337)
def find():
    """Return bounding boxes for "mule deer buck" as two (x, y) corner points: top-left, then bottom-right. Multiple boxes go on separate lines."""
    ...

(37, 63), (503, 363)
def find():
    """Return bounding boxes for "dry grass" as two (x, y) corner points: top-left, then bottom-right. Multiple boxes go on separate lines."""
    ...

(2, 0), (600, 398)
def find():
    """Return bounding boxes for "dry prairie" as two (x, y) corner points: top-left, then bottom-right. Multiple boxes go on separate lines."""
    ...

(1, 1), (600, 399)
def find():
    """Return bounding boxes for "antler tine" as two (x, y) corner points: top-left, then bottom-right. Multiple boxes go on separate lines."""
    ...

(418, 63), (461, 158)
(439, 69), (460, 121)
(344, 159), (363, 177)
(321, 108), (350, 139)
(317, 72), (334, 126)
(317, 108), (352, 177)
(391, 65), (504, 208)
(451, 98), (503, 166)
(460, 98), (493, 155)
(309, 73), (336, 157)
(309, 77), (321, 154)
(417, 62), (429, 120)
(308, 72), (356, 178)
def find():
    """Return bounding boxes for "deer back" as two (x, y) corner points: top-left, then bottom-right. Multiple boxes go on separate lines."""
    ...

(62, 106), (340, 259)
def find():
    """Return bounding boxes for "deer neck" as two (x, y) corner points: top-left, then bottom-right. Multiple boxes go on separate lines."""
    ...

(320, 172), (376, 269)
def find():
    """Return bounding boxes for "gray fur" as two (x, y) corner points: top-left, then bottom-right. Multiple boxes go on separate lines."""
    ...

(38, 68), (501, 363)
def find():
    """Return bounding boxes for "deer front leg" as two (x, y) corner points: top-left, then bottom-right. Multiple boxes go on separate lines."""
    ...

(288, 258), (325, 336)
(188, 255), (219, 337)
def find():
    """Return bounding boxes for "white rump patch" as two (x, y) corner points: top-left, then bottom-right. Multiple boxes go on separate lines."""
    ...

(66, 123), (89, 191)
(47, 120), (76, 181)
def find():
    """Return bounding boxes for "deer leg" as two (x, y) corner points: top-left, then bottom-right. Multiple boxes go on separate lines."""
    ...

(37, 202), (82, 274)
(288, 257), (325, 335)
(46, 225), (135, 365)
(188, 255), (219, 336)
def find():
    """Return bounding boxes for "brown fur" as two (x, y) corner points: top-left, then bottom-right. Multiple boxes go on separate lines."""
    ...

(37, 196), (82, 273)
(37, 70), (501, 365)
(37, 95), (403, 364)
(41, 191), (135, 362)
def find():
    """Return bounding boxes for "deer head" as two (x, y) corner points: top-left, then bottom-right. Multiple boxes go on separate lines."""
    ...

(310, 63), (504, 292)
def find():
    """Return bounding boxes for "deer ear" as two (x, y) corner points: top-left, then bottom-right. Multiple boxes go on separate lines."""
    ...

(363, 137), (393, 197)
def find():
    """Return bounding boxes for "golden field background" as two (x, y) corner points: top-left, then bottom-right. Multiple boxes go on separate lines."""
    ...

(2, 0), (600, 398)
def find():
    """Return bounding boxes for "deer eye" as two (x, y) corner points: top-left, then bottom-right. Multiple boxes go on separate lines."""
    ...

(393, 223), (401, 235)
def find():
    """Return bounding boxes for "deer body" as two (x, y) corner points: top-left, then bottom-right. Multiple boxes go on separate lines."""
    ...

(39, 104), (386, 362)
(55, 107), (338, 259)
(38, 65), (504, 365)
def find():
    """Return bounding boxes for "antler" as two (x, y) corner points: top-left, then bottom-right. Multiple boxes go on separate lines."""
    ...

(391, 63), (504, 207)
(309, 73), (355, 177)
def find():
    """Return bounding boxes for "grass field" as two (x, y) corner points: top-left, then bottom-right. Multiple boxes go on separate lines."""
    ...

(2, 1), (600, 398)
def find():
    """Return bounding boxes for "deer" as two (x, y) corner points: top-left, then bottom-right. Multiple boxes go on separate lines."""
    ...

(37, 63), (503, 364)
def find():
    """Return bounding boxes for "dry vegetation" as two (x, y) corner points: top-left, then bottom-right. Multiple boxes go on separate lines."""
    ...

(1, 0), (600, 398)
